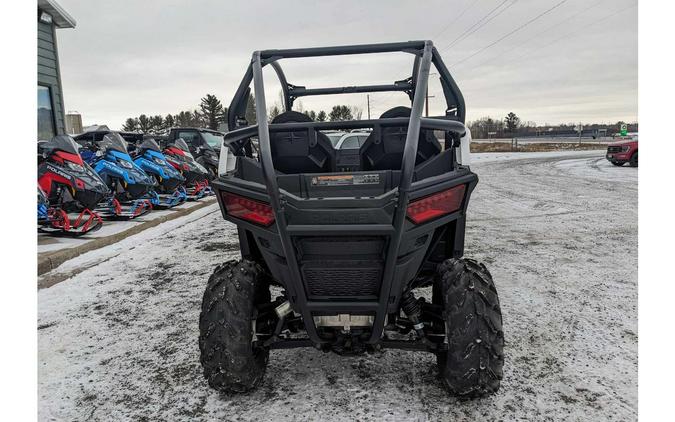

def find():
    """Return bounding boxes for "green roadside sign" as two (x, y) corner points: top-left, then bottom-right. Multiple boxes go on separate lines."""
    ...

(620, 123), (628, 136)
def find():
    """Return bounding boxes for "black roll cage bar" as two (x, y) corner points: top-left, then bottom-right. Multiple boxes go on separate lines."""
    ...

(223, 41), (469, 345)
(227, 40), (466, 129)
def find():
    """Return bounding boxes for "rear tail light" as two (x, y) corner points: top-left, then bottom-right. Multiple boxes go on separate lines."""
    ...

(222, 192), (275, 226)
(406, 184), (466, 224)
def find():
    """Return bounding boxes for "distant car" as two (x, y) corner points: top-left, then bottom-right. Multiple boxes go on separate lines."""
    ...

(606, 135), (638, 167)
(330, 132), (371, 150)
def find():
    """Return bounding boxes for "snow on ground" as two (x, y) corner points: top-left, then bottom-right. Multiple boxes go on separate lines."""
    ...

(38, 150), (637, 421)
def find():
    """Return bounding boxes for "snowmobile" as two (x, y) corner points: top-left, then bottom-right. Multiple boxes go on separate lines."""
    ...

(131, 137), (187, 208)
(38, 135), (107, 236)
(79, 132), (154, 219)
(162, 138), (213, 200)
(199, 41), (504, 398)
(37, 186), (49, 223)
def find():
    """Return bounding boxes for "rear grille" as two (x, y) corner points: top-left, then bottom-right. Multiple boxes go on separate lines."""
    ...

(302, 264), (382, 297)
(607, 146), (622, 153)
(295, 236), (386, 299)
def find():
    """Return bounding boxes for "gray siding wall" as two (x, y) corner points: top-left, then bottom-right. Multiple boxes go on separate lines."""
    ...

(38, 20), (66, 135)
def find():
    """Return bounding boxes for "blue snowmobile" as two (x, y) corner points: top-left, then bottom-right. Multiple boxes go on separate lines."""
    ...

(78, 132), (154, 219)
(131, 137), (187, 208)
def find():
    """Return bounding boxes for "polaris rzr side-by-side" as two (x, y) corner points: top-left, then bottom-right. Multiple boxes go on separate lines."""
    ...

(162, 138), (213, 200)
(200, 41), (504, 397)
(78, 132), (154, 219)
(38, 135), (107, 236)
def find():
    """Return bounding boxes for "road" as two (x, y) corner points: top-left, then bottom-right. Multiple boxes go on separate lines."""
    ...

(38, 150), (638, 421)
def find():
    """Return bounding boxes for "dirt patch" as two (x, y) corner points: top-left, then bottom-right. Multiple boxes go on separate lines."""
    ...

(471, 142), (608, 153)
(197, 241), (239, 252)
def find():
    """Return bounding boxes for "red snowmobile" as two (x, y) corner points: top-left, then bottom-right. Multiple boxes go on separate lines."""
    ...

(38, 135), (108, 236)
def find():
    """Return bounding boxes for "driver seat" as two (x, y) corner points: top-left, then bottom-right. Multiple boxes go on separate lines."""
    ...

(269, 111), (334, 174)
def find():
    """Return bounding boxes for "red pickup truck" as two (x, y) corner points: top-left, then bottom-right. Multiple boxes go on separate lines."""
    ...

(606, 136), (638, 167)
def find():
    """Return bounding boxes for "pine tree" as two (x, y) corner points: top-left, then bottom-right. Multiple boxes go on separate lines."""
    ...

(269, 105), (281, 122)
(245, 93), (257, 124)
(328, 105), (353, 121)
(149, 115), (164, 133)
(504, 112), (520, 135)
(122, 118), (139, 132)
(138, 114), (151, 132)
(164, 114), (175, 129)
(199, 94), (226, 130)
(316, 110), (327, 122)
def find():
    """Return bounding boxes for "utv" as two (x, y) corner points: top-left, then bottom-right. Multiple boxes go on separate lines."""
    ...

(200, 41), (504, 397)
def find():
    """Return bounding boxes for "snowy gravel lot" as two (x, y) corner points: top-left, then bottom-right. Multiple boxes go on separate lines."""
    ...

(38, 150), (637, 421)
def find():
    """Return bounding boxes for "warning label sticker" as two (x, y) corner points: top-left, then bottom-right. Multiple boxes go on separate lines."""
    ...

(311, 174), (380, 186)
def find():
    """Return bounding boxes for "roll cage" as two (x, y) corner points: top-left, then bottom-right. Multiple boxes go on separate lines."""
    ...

(219, 40), (472, 346)
(228, 40), (465, 129)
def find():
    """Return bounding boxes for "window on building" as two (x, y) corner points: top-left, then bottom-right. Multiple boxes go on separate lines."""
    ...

(38, 85), (55, 141)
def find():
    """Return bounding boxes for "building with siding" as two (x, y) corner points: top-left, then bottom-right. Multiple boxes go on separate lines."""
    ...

(37, 0), (76, 140)
(65, 112), (83, 134)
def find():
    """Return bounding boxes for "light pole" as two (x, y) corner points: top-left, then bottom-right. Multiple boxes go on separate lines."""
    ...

(425, 72), (438, 117)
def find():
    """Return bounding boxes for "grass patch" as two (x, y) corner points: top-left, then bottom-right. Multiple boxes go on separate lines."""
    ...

(471, 142), (608, 153)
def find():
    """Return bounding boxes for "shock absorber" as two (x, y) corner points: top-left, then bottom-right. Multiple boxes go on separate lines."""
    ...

(400, 291), (431, 345)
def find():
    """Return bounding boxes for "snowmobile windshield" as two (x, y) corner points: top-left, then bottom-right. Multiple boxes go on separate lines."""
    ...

(99, 133), (130, 154)
(139, 138), (161, 152)
(47, 135), (81, 155)
(173, 138), (190, 153)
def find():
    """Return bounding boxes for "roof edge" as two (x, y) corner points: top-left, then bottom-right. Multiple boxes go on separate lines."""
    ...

(38, 0), (76, 29)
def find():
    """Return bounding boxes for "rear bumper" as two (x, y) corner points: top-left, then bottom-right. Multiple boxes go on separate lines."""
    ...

(212, 168), (477, 344)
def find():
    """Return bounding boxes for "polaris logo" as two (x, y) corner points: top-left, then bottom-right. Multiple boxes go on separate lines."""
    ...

(46, 165), (73, 181)
(308, 212), (369, 225)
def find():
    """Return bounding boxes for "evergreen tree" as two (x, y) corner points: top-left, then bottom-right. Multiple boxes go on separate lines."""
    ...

(138, 114), (151, 132)
(268, 105), (281, 122)
(149, 115), (164, 132)
(316, 110), (327, 122)
(328, 105), (353, 121)
(245, 93), (257, 124)
(504, 112), (520, 135)
(199, 94), (226, 130)
(164, 114), (175, 129)
(122, 118), (139, 132)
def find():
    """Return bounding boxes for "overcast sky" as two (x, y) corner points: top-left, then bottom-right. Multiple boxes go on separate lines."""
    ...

(54, 0), (637, 129)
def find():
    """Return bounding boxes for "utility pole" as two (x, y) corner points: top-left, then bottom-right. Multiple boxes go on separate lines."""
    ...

(578, 122), (582, 146)
(367, 94), (371, 120)
(425, 72), (437, 117)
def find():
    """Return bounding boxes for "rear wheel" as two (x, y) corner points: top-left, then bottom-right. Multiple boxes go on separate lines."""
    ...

(434, 258), (504, 397)
(629, 152), (638, 167)
(199, 259), (271, 392)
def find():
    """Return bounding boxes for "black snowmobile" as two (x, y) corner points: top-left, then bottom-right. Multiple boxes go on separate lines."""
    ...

(38, 135), (108, 236)
(162, 138), (213, 200)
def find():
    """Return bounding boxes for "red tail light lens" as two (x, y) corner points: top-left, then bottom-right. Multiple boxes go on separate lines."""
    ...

(406, 184), (466, 224)
(222, 192), (275, 226)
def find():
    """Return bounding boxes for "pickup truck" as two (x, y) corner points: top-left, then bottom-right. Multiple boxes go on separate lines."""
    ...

(606, 136), (638, 167)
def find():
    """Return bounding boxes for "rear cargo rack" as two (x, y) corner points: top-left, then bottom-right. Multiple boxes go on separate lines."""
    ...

(227, 40), (469, 344)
